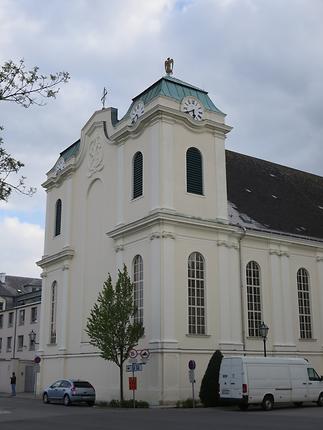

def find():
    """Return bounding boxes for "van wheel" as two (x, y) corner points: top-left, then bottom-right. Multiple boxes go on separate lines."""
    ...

(317, 393), (323, 407)
(262, 395), (274, 411)
(293, 402), (303, 408)
(63, 394), (71, 406)
(238, 403), (249, 411)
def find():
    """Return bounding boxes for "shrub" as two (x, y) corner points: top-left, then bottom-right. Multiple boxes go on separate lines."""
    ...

(199, 349), (223, 407)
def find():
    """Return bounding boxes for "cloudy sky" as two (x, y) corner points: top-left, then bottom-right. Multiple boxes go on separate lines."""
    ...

(0, 0), (322, 277)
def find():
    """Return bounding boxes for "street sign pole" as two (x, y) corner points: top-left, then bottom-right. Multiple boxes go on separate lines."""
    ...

(188, 360), (196, 408)
(132, 363), (136, 408)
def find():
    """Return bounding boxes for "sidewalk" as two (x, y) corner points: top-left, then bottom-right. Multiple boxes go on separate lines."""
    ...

(0, 392), (41, 399)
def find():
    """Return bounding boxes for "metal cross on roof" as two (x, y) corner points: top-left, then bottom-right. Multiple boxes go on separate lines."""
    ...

(101, 87), (108, 109)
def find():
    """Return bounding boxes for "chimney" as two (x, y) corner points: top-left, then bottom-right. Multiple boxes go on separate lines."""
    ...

(0, 272), (6, 283)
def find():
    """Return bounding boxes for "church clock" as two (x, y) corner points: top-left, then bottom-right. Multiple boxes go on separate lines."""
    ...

(181, 97), (204, 121)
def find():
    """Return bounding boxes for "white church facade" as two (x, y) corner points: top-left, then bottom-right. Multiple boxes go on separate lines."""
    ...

(37, 64), (323, 404)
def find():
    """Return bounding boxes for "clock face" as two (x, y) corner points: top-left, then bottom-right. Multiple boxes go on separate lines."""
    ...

(181, 98), (204, 121)
(130, 101), (145, 124)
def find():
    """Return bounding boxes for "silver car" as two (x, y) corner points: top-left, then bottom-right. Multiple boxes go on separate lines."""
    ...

(42, 379), (95, 406)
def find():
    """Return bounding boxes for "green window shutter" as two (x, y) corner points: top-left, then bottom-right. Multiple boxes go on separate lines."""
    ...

(133, 152), (143, 199)
(186, 147), (203, 195)
(55, 199), (62, 236)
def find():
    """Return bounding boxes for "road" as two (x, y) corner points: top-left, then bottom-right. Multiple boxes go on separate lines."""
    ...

(1, 396), (323, 429)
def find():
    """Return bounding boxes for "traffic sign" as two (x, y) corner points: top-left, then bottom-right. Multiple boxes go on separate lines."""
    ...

(189, 369), (195, 383)
(129, 349), (138, 359)
(129, 377), (137, 390)
(126, 363), (143, 372)
(188, 360), (196, 370)
(140, 349), (150, 360)
(34, 356), (41, 364)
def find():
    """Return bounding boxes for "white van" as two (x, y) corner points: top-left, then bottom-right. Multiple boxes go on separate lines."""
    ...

(219, 356), (323, 410)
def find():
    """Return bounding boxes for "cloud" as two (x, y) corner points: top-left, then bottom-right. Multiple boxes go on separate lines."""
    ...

(0, 217), (44, 277)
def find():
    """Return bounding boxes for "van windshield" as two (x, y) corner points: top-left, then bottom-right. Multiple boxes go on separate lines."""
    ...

(307, 368), (321, 381)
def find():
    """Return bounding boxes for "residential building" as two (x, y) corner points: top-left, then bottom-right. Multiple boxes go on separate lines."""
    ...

(0, 273), (41, 393)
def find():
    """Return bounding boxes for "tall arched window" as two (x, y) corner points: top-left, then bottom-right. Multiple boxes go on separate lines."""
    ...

(188, 252), (205, 334)
(297, 268), (312, 339)
(55, 199), (62, 236)
(133, 152), (143, 199)
(133, 255), (143, 325)
(246, 261), (262, 337)
(50, 282), (57, 344)
(186, 147), (203, 195)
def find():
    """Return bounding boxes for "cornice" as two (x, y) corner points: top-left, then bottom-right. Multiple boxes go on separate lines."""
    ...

(37, 247), (75, 269)
(42, 164), (76, 190)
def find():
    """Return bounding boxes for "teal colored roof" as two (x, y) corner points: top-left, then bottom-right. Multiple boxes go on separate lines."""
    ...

(123, 75), (224, 119)
(60, 139), (80, 161)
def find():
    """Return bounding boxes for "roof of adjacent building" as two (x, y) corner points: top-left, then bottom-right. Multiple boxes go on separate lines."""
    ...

(226, 150), (323, 240)
(0, 275), (42, 298)
(123, 75), (224, 119)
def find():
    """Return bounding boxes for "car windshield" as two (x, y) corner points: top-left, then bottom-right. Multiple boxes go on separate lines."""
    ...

(73, 381), (92, 388)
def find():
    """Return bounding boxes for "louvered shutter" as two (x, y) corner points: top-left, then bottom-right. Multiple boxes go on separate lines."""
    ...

(133, 152), (143, 199)
(186, 147), (203, 195)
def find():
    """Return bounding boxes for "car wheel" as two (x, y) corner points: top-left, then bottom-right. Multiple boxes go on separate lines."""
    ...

(317, 393), (323, 407)
(293, 402), (303, 407)
(87, 401), (95, 407)
(261, 395), (274, 411)
(63, 394), (71, 406)
(43, 393), (50, 404)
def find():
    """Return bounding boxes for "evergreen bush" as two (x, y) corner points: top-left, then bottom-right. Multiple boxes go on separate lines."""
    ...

(199, 349), (223, 407)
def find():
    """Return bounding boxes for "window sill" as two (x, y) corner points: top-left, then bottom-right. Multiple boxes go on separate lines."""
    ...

(299, 338), (317, 342)
(131, 194), (144, 202)
(185, 192), (205, 198)
(47, 343), (57, 346)
(186, 334), (210, 338)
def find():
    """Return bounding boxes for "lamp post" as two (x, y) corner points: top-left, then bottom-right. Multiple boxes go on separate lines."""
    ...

(259, 322), (269, 357)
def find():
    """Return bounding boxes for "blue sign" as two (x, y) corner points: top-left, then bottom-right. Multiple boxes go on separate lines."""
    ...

(126, 363), (143, 372)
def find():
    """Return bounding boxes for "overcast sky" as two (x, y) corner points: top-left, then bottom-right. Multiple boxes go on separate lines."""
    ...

(0, 0), (322, 277)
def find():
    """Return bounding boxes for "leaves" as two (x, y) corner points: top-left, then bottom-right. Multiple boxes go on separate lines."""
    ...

(0, 59), (70, 201)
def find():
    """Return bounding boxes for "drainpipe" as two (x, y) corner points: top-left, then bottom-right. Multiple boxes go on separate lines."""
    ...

(12, 308), (18, 359)
(238, 226), (247, 354)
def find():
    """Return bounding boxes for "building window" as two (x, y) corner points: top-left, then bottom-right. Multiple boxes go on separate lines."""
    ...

(0, 302), (4, 310)
(31, 307), (38, 323)
(0, 314), (3, 329)
(7, 336), (12, 352)
(186, 147), (203, 195)
(133, 152), (143, 199)
(133, 255), (144, 325)
(17, 335), (24, 351)
(297, 268), (312, 339)
(55, 199), (62, 236)
(50, 282), (57, 344)
(19, 309), (25, 326)
(8, 312), (14, 327)
(188, 252), (206, 335)
(246, 261), (262, 337)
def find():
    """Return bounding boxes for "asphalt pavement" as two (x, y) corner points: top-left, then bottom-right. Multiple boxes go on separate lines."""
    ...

(1, 394), (323, 430)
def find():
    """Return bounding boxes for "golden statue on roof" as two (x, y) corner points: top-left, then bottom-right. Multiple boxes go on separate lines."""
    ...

(165, 57), (174, 75)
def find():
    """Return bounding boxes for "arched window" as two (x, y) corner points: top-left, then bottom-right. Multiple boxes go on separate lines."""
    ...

(188, 252), (205, 334)
(133, 152), (143, 199)
(246, 261), (262, 337)
(297, 268), (312, 339)
(55, 199), (62, 236)
(186, 147), (203, 195)
(133, 255), (143, 325)
(50, 282), (57, 344)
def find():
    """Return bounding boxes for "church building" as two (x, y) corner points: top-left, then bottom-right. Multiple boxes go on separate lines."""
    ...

(37, 60), (323, 404)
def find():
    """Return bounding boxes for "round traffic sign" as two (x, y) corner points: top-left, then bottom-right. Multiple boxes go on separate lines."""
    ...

(188, 360), (196, 370)
(140, 349), (150, 360)
(129, 349), (138, 359)
(34, 356), (41, 364)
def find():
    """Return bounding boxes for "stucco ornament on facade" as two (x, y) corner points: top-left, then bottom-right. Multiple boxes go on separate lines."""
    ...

(88, 135), (104, 177)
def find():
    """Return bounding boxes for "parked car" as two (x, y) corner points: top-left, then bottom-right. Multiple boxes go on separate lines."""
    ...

(42, 379), (95, 406)
(219, 356), (323, 411)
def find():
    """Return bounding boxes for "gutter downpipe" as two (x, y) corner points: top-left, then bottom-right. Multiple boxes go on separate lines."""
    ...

(238, 225), (247, 355)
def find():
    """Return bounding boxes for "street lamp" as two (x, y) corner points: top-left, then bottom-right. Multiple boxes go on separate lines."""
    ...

(259, 322), (269, 357)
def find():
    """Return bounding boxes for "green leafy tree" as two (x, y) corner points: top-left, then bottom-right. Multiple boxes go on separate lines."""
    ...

(199, 349), (223, 407)
(0, 59), (70, 201)
(86, 265), (144, 402)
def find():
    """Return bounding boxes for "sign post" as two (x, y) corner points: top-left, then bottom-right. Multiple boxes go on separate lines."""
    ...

(188, 360), (196, 408)
(127, 348), (150, 408)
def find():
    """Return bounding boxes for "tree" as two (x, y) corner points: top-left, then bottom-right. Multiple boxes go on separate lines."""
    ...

(199, 349), (223, 407)
(86, 265), (144, 402)
(0, 59), (70, 201)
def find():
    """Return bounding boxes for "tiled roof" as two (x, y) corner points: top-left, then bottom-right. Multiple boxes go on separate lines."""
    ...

(226, 150), (323, 240)
(0, 276), (41, 297)
(60, 139), (80, 161)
